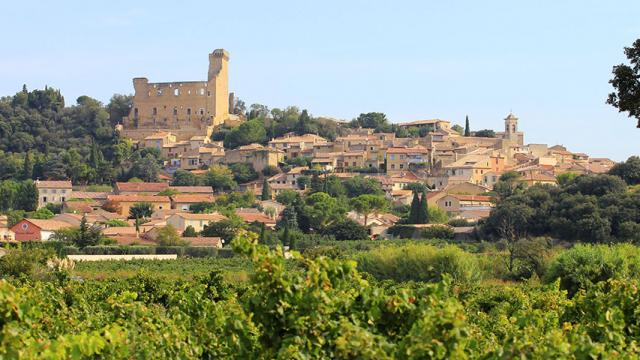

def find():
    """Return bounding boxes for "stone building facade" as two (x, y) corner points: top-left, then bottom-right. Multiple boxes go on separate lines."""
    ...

(122, 49), (234, 141)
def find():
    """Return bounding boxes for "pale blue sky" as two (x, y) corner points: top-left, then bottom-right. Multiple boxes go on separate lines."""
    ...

(2, 1), (639, 160)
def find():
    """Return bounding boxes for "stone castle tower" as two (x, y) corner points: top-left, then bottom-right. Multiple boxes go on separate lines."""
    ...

(122, 49), (232, 141)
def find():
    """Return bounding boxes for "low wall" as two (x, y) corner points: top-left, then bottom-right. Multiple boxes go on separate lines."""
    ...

(67, 254), (178, 261)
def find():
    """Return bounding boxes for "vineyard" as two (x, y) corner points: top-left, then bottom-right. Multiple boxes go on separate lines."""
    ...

(2, 235), (640, 358)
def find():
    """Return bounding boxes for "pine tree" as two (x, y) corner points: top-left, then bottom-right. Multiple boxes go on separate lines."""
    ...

(261, 178), (271, 200)
(418, 190), (429, 224)
(464, 115), (471, 137)
(408, 191), (421, 224)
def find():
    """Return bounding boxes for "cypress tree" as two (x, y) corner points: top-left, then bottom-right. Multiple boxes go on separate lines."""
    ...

(418, 190), (429, 224)
(261, 178), (271, 200)
(22, 152), (33, 180)
(409, 191), (421, 224)
(259, 223), (266, 244)
(464, 115), (471, 137)
(282, 222), (291, 248)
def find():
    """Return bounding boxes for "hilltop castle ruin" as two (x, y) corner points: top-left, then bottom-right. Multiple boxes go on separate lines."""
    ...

(121, 49), (240, 141)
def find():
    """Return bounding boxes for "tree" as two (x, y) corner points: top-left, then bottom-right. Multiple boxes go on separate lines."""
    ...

(229, 163), (258, 184)
(16, 181), (38, 212)
(485, 201), (535, 272)
(106, 94), (133, 125)
(322, 219), (369, 240)
(129, 202), (153, 220)
(408, 191), (421, 224)
(609, 156), (640, 185)
(275, 190), (299, 205)
(281, 222), (291, 248)
(30, 208), (54, 219)
(417, 190), (429, 224)
(607, 39), (640, 128)
(351, 112), (390, 132)
(182, 225), (198, 237)
(201, 218), (244, 241)
(223, 120), (267, 148)
(129, 155), (160, 182)
(464, 115), (471, 136)
(22, 152), (33, 180)
(303, 192), (347, 231)
(350, 194), (387, 226)
(205, 165), (237, 192)
(74, 215), (103, 248)
(261, 178), (271, 201)
(474, 129), (496, 138)
(296, 109), (314, 135)
(172, 169), (201, 186)
(156, 225), (187, 246)
(342, 176), (384, 197)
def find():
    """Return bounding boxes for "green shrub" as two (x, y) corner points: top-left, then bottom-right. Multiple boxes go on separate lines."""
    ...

(544, 244), (640, 295)
(387, 225), (419, 238)
(184, 247), (218, 258)
(356, 244), (482, 286)
(420, 225), (455, 239)
(0, 248), (54, 278)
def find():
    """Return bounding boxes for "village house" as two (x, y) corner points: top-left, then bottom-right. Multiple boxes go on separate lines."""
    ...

(436, 194), (493, 216)
(385, 146), (430, 173)
(268, 133), (328, 159)
(223, 143), (284, 172)
(105, 195), (171, 216)
(166, 213), (227, 233)
(36, 180), (73, 208)
(11, 219), (73, 241)
(234, 208), (278, 229)
(170, 194), (215, 211)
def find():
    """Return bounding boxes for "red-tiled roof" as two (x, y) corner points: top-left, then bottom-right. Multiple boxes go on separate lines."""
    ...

(182, 237), (222, 247)
(107, 195), (170, 203)
(171, 194), (215, 203)
(115, 182), (169, 193)
(36, 180), (72, 189)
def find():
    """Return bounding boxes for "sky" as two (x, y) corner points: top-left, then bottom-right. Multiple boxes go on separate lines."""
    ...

(1, 1), (639, 160)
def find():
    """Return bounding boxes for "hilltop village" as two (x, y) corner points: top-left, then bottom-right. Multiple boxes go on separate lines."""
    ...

(0, 49), (618, 244)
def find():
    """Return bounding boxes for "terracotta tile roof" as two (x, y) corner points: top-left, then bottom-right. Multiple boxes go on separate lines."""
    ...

(110, 235), (156, 246)
(169, 186), (214, 194)
(182, 237), (222, 247)
(18, 219), (73, 231)
(115, 182), (169, 193)
(171, 213), (227, 221)
(171, 194), (215, 203)
(386, 146), (429, 154)
(235, 209), (277, 226)
(36, 180), (72, 189)
(396, 119), (451, 127)
(69, 192), (109, 200)
(448, 194), (493, 202)
(103, 226), (138, 236)
(107, 195), (170, 203)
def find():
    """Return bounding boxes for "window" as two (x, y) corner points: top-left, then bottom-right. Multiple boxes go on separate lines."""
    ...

(52, 189), (57, 194)
(390, 155), (396, 160)
(173, 107), (178, 116)
(174, 89), (179, 96)
(199, 88), (205, 95)
(187, 108), (191, 115)
(152, 107), (157, 116)
(400, 164), (404, 169)
(158, 205), (163, 210)
(199, 108), (204, 115)
(43, 196), (47, 203)
(207, 91), (211, 97)
(157, 90), (163, 96)
(391, 164), (395, 169)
